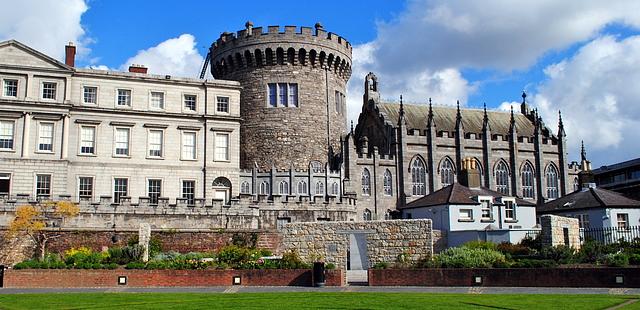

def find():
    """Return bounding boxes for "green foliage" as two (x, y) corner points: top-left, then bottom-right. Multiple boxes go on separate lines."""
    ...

(433, 247), (507, 268)
(510, 259), (558, 268)
(603, 253), (629, 267)
(463, 241), (497, 251)
(325, 263), (336, 270)
(497, 242), (531, 256)
(231, 233), (259, 248)
(125, 262), (146, 269)
(629, 254), (640, 265)
(519, 235), (542, 251)
(278, 250), (311, 269)
(540, 245), (578, 264)
(128, 236), (162, 256)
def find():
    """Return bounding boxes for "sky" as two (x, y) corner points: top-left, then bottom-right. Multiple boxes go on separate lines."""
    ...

(1, 0), (639, 167)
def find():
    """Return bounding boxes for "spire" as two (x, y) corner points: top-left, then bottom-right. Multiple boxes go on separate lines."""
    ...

(558, 110), (566, 137)
(427, 97), (434, 127)
(350, 120), (354, 134)
(522, 91), (527, 104)
(398, 94), (405, 126)
(455, 100), (462, 128)
(520, 90), (530, 114)
(509, 105), (516, 130)
(482, 102), (490, 131)
(581, 140), (587, 162)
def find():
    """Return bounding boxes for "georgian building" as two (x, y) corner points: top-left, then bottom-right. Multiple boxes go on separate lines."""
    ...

(0, 40), (241, 205)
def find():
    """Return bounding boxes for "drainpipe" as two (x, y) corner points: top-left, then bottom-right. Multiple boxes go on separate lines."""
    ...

(203, 82), (208, 200)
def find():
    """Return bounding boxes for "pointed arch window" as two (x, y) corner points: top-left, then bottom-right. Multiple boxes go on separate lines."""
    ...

(363, 209), (372, 221)
(411, 158), (427, 196)
(240, 181), (251, 194)
(522, 163), (535, 199)
(297, 180), (308, 195)
(362, 168), (371, 196)
(279, 180), (289, 195)
(383, 169), (393, 196)
(315, 181), (325, 196)
(495, 161), (510, 195)
(331, 182), (339, 196)
(440, 158), (455, 188)
(546, 165), (559, 199)
(259, 181), (270, 195)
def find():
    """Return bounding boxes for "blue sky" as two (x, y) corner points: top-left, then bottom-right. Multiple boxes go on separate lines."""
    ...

(2, 0), (640, 167)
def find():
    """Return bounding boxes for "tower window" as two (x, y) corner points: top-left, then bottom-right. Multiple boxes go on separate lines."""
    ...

(267, 83), (298, 107)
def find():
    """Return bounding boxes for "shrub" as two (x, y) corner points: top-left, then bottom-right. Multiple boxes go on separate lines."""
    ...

(373, 262), (390, 269)
(433, 247), (507, 268)
(325, 263), (336, 270)
(279, 250), (310, 269)
(510, 259), (557, 268)
(128, 236), (162, 256)
(463, 241), (497, 251)
(125, 262), (146, 269)
(603, 253), (629, 267)
(540, 245), (577, 264)
(217, 245), (252, 266)
(519, 235), (542, 251)
(497, 242), (531, 256)
(629, 254), (640, 265)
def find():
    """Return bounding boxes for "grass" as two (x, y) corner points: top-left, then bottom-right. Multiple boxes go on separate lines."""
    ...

(0, 293), (637, 310)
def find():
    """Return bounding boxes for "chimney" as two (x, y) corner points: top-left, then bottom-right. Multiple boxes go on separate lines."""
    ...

(65, 42), (76, 67)
(128, 64), (148, 74)
(460, 157), (481, 188)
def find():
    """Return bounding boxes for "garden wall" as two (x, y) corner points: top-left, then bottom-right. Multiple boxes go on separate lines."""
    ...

(368, 268), (640, 287)
(3, 269), (344, 288)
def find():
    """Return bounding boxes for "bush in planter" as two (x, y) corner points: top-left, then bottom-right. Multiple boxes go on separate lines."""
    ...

(540, 245), (578, 264)
(433, 247), (507, 268)
(279, 250), (311, 269)
(629, 254), (640, 265)
(325, 263), (336, 270)
(125, 262), (146, 269)
(128, 235), (163, 257)
(510, 259), (557, 268)
(373, 262), (390, 269)
(603, 253), (629, 267)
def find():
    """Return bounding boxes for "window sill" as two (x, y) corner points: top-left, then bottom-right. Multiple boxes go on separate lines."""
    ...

(0, 149), (16, 152)
(181, 158), (198, 161)
(146, 157), (165, 160)
(504, 219), (518, 223)
(213, 159), (231, 163)
(78, 153), (97, 157)
(115, 105), (132, 109)
(458, 219), (474, 222)
(113, 155), (131, 159)
(35, 151), (55, 154)
(480, 219), (495, 223)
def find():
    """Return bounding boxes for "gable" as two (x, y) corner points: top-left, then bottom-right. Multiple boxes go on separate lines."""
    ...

(0, 42), (70, 71)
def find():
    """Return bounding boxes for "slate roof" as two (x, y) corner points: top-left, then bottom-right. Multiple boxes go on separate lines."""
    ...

(401, 183), (536, 210)
(537, 187), (640, 213)
(378, 102), (538, 136)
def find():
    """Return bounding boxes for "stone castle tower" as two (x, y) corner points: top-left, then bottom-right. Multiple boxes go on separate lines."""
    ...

(210, 22), (352, 169)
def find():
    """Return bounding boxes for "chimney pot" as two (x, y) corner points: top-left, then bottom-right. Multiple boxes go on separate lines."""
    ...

(65, 42), (76, 67)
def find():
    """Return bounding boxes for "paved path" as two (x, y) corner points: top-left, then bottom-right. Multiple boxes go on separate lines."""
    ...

(1, 286), (639, 295)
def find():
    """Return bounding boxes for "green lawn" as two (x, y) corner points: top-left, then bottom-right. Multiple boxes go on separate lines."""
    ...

(0, 293), (636, 310)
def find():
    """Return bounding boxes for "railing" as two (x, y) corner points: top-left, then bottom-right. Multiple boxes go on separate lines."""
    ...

(523, 229), (541, 240)
(580, 226), (640, 244)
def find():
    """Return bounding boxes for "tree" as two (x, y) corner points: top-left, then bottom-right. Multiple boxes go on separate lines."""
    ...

(8, 201), (79, 261)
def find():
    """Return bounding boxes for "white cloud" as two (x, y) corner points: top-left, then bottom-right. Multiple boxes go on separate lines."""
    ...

(533, 35), (640, 165)
(0, 0), (89, 60)
(120, 34), (204, 78)
(497, 101), (520, 112)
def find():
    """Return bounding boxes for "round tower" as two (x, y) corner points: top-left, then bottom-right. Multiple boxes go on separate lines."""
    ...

(210, 22), (352, 169)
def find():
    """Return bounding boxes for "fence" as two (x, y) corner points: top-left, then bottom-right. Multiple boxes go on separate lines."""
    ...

(580, 226), (640, 244)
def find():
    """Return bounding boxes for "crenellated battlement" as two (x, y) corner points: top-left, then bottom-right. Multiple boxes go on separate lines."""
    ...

(211, 22), (352, 81)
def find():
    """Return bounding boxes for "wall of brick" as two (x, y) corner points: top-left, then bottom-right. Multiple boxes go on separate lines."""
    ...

(368, 268), (640, 287)
(3, 269), (344, 288)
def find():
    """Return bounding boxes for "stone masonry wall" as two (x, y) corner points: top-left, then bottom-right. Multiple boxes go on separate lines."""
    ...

(281, 219), (434, 272)
(540, 214), (581, 249)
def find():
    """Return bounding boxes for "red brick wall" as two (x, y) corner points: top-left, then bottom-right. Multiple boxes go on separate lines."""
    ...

(4, 269), (343, 288)
(368, 268), (640, 287)
(43, 231), (281, 254)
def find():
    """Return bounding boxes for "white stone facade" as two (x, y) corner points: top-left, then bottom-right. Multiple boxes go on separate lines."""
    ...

(0, 40), (241, 204)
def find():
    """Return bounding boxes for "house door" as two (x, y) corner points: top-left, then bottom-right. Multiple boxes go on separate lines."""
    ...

(214, 190), (228, 204)
(347, 233), (369, 284)
(212, 177), (231, 205)
(0, 174), (10, 197)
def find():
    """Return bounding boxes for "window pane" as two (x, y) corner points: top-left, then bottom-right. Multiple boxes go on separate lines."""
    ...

(83, 86), (97, 104)
(42, 82), (56, 99)
(182, 132), (196, 160)
(4, 79), (18, 97)
(215, 134), (229, 161)
(115, 128), (130, 156)
(80, 126), (95, 154)
(148, 179), (162, 204)
(268, 83), (277, 107)
(216, 96), (229, 113)
(38, 123), (53, 151)
(36, 174), (51, 199)
(114, 178), (128, 203)
(148, 130), (163, 157)
(0, 121), (14, 150)
(184, 95), (197, 111)
(150, 92), (164, 109)
(117, 89), (131, 106)
(78, 177), (93, 199)
(182, 180), (195, 206)
(278, 83), (288, 106)
(288, 84), (298, 107)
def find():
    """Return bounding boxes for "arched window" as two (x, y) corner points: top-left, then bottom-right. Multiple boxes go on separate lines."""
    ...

(279, 180), (289, 195)
(240, 181), (251, 194)
(521, 162), (534, 199)
(363, 209), (372, 221)
(546, 165), (559, 199)
(331, 182), (339, 196)
(495, 161), (510, 195)
(411, 158), (427, 195)
(473, 158), (484, 187)
(259, 181), (270, 195)
(383, 170), (393, 196)
(440, 158), (455, 188)
(361, 168), (371, 195)
(315, 181), (324, 196)
(310, 161), (322, 173)
(297, 180), (308, 195)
